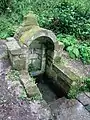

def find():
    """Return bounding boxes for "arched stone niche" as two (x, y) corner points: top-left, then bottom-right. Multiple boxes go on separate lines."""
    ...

(19, 28), (56, 76)
(27, 36), (54, 76)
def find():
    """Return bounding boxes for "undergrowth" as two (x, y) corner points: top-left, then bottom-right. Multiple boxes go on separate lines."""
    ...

(68, 77), (90, 98)
(57, 34), (90, 64)
(0, 0), (90, 40)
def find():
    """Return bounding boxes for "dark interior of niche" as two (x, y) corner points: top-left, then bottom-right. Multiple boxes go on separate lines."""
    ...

(34, 73), (65, 103)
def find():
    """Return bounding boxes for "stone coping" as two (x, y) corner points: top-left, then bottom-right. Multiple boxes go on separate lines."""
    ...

(19, 26), (56, 47)
(53, 63), (80, 83)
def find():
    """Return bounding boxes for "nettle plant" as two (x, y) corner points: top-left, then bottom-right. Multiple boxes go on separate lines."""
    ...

(57, 34), (90, 64)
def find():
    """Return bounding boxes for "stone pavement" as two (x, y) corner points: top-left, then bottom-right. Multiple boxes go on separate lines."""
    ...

(77, 92), (90, 112)
(49, 97), (90, 120)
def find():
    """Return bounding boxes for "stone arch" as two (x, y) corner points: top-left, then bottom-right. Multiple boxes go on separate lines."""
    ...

(25, 34), (55, 77)
(19, 27), (56, 47)
(17, 25), (56, 76)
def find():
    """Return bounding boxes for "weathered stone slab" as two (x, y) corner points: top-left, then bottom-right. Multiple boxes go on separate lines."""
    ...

(19, 70), (42, 99)
(50, 98), (90, 120)
(53, 64), (80, 84)
(6, 40), (22, 55)
(36, 49), (42, 54)
(29, 54), (38, 59)
(30, 42), (41, 49)
(53, 64), (71, 85)
(77, 93), (90, 106)
(12, 55), (26, 70)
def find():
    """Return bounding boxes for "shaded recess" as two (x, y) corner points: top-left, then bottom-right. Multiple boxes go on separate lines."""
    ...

(28, 36), (54, 76)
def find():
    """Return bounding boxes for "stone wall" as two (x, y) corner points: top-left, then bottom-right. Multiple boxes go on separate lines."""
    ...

(46, 63), (80, 95)
(6, 39), (26, 70)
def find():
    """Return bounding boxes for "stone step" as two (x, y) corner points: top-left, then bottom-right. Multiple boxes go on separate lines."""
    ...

(48, 97), (90, 120)
(76, 93), (90, 106)
(76, 92), (90, 113)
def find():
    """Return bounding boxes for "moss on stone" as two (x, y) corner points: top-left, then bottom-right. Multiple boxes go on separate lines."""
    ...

(19, 26), (40, 44)
(54, 63), (80, 81)
(54, 56), (61, 64)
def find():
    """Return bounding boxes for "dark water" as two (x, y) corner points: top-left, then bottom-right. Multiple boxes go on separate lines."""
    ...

(35, 74), (64, 103)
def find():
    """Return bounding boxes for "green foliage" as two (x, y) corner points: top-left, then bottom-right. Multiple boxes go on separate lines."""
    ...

(57, 34), (77, 47)
(38, 1), (90, 40)
(85, 78), (90, 90)
(67, 45), (80, 59)
(0, 0), (10, 13)
(79, 43), (90, 63)
(68, 77), (90, 98)
(0, 0), (90, 40)
(80, 78), (90, 92)
(68, 84), (80, 99)
(0, 16), (16, 39)
(68, 80), (81, 99)
(57, 34), (90, 63)
(0, 0), (31, 38)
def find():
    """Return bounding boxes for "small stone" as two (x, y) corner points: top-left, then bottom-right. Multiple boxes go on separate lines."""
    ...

(7, 116), (12, 120)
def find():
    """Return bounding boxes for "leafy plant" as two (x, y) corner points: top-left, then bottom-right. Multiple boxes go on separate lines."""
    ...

(68, 81), (80, 99)
(80, 78), (90, 91)
(57, 34), (77, 47)
(57, 34), (90, 63)
(0, 16), (16, 39)
(38, 1), (90, 40)
(79, 44), (90, 63)
(66, 45), (80, 59)
(85, 78), (90, 90)
(0, 0), (90, 40)
(0, 0), (11, 13)
(68, 77), (90, 98)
